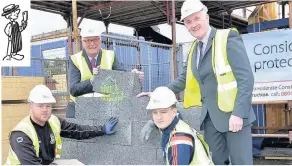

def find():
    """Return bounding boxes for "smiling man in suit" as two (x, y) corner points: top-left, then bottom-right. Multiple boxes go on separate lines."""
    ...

(66, 26), (144, 118)
(137, 0), (256, 164)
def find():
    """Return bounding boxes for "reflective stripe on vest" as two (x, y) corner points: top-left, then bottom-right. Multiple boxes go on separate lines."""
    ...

(165, 120), (214, 165)
(69, 49), (115, 102)
(5, 115), (62, 165)
(211, 28), (238, 112)
(183, 28), (238, 112)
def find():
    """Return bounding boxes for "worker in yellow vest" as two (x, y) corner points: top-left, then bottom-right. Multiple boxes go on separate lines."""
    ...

(137, 0), (256, 164)
(67, 25), (144, 118)
(5, 85), (119, 165)
(146, 86), (213, 165)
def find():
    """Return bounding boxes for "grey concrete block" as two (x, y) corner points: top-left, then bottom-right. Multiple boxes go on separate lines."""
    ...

(92, 69), (138, 98)
(131, 96), (152, 121)
(261, 147), (292, 157)
(75, 97), (112, 120)
(77, 142), (114, 165)
(112, 145), (157, 165)
(131, 121), (160, 148)
(64, 118), (78, 123)
(94, 120), (132, 146)
(60, 138), (78, 159)
(132, 73), (142, 96)
(177, 102), (202, 132)
(111, 96), (151, 121)
(156, 148), (165, 165)
(111, 99), (133, 121)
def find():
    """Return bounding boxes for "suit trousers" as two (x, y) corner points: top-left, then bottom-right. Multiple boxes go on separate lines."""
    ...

(203, 113), (253, 165)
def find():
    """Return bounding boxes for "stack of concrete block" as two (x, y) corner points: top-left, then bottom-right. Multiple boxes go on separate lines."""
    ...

(61, 69), (202, 165)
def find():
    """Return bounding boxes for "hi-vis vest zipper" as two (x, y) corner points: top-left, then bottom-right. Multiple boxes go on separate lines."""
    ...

(6, 115), (62, 165)
(69, 49), (115, 102)
(184, 28), (238, 112)
(165, 120), (214, 165)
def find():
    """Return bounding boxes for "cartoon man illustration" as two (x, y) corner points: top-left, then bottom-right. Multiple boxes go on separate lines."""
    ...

(2, 4), (28, 61)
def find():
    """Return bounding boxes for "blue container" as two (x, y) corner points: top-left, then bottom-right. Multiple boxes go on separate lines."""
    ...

(252, 104), (266, 134)
(251, 104), (266, 156)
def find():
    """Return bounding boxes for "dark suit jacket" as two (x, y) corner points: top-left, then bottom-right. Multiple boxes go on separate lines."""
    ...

(167, 27), (256, 132)
(69, 49), (125, 97)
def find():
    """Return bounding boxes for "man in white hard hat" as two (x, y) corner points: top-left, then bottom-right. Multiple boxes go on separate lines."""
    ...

(138, 0), (256, 165)
(146, 86), (213, 165)
(67, 26), (144, 118)
(6, 85), (119, 165)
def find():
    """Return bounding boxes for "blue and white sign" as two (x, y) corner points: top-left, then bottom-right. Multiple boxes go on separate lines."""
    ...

(242, 29), (292, 102)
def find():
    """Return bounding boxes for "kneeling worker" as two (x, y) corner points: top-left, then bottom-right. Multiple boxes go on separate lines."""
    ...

(146, 86), (213, 165)
(5, 85), (119, 165)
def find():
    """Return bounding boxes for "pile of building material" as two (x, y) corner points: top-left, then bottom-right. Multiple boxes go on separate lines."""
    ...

(1, 76), (44, 164)
(61, 69), (201, 165)
(261, 147), (292, 159)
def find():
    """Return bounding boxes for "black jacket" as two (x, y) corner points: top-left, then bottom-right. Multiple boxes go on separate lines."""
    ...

(9, 117), (105, 165)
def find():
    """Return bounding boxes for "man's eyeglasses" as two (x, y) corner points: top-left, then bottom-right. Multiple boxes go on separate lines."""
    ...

(82, 38), (100, 44)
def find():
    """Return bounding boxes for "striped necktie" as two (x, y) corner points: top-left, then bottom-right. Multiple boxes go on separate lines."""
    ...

(91, 58), (96, 69)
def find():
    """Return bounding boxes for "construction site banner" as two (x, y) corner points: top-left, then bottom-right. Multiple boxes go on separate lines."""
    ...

(242, 29), (292, 102)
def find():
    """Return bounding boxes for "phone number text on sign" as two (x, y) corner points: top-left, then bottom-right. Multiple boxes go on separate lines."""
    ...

(252, 82), (292, 102)
(280, 91), (292, 96)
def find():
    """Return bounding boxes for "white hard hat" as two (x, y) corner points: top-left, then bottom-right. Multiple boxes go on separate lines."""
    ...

(146, 86), (177, 110)
(80, 27), (105, 37)
(28, 85), (56, 104)
(180, 0), (208, 21)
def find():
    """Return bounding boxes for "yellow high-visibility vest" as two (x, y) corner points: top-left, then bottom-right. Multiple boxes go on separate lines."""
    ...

(184, 28), (238, 112)
(70, 49), (115, 102)
(165, 120), (214, 165)
(6, 115), (62, 165)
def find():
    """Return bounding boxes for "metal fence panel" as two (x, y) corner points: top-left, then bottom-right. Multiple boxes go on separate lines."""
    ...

(102, 33), (173, 92)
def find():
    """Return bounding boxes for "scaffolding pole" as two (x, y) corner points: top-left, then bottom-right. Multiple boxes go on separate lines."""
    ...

(171, 0), (177, 80)
(289, 1), (292, 28)
(252, 131), (292, 143)
(72, 0), (79, 54)
(104, 21), (110, 50)
(67, 15), (73, 56)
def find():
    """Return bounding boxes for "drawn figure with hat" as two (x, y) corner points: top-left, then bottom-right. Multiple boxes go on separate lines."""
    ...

(2, 4), (28, 61)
